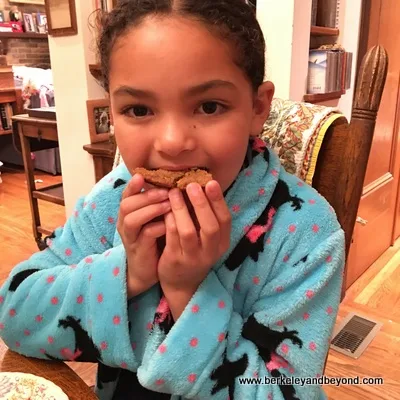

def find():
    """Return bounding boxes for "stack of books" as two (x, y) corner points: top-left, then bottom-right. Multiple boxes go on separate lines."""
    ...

(307, 49), (352, 95)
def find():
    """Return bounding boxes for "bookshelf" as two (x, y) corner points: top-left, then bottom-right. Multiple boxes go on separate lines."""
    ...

(310, 26), (339, 36)
(303, 90), (343, 104)
(0, 87), (23, 136)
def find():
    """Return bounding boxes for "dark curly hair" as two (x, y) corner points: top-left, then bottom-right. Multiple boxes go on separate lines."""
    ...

(96, 0), (265, 93)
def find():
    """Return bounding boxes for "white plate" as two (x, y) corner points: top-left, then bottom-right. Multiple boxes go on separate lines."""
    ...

(0, 372), (69, 399)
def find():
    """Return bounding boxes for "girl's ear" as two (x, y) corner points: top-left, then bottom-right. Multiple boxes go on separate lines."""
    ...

(250, 81), (275, 137)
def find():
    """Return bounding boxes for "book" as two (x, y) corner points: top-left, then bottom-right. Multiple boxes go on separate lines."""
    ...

(307, 50), (328, 94)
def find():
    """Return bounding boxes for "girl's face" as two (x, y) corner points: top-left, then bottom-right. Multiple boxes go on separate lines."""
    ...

(109, 16), (274, 192)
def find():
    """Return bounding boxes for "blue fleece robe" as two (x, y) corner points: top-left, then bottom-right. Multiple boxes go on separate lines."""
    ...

(0, 138), (345, 400)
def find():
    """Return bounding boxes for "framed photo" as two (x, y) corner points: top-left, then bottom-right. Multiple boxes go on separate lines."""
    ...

(44, 0), (78, 37)
(10, 0), (45, 4)
(87, 99), (112, 143)
(23, 13), (35, 33)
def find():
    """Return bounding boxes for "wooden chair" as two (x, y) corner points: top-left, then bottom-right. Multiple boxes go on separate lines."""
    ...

(312, 45), (388, 300)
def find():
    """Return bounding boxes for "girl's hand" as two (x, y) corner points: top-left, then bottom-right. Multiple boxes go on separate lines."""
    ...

(158, 181), (231, 297)
(117, 174), (171, 299)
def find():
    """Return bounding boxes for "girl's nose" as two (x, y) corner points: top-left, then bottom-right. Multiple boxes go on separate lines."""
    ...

(154, 120), (195, 157)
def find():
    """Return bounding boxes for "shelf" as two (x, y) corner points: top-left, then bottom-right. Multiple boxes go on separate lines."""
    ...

(310, 26), (339, 36)
(32, 183), (65, 206)
(89, 64), (101, 81)
(303, 91), (344, 104)
(0, 32), (48, 39)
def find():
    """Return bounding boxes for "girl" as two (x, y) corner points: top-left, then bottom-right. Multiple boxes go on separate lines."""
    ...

(0, 1), (345, 399)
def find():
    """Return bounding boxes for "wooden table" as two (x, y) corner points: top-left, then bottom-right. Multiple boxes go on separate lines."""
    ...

(0, 341), (97, 399)
(12, 114), (65, 250)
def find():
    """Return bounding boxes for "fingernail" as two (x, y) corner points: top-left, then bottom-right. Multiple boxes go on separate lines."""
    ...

(169, 189), (184, 207)
(187, 183), (201, 196)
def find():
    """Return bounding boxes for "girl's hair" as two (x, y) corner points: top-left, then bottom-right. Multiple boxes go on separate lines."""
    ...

(96, 0), (265, 93)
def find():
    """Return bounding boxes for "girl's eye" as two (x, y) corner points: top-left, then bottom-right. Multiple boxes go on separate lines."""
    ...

(123, 106), (152, 118)
(198, 102), (225, 115)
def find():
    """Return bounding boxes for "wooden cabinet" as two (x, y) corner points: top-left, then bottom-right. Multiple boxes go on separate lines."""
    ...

(346, 0), (400, 288)
(83, 141), (115, 183)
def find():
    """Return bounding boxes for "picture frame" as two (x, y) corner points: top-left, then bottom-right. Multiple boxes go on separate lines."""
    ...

(23, 13), (36, 33)
(44, 0), (78, 37)
(10, 0), (45, 4)
(87, 99), (112, 143)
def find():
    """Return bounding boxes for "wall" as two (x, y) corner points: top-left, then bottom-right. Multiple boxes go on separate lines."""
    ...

(0, 0), (50, 65)
(47, 0), (104, 215)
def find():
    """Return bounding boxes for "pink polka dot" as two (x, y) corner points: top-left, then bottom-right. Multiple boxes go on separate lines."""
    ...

(268, 393), (273, 400)
(303, 312), (310, 320)
(218, 300), (226, 309)
(101, 341), (108, 350)
(9, 309), (16, 317)
(234, 283), (240, 291)
(316, 373), (321, 378)
(289, 224), (296, 233)
(281, 344), (289, 354)
(47, 275), (55, 284)
(156, 379), (165, 386)
(108, 177), (114, 183)
(0, 296), (4, 304)
(91, 203), (96, 210)
(245, 169), (252, 177)
(24, 329), (30, 336)
(15, 341), (20, 348)
(259, 188), (265, 195)
(85, 257), (93, 264)
(309, 199), (316, 205)
(276, 286), (284, 292)
(218, 333), (226, 342)
(191, 304), (200, 313)
(97, 294), (103, 303)
(306, 290), (314, 299)
(74, 210), (79, 217)
(88, 274), (92, 281)
(47, 239), (53, 247)
(121, 362), (127, 369)
(190, 338), (198, 347)
(0, 323), (4, 330)
(48, 336), (54, 344)
(188, 373), (197, 383)
(131, 342), (137, 350)
(40, 348), (46, 354)
(77, 295), (84, 304)
(309, 342), (317, 351)
(253, 371), (258, 377)
(312, 224), (320, 233)
(271, 169), (278, 177)
(326, 306), (333, 315)
(276, 320), (283, 326)
(266, 237), (271, 245)
(283, 255), (289, 262)
(113, 267), (120, 277)
(83, 202), (87, 208)
(146, 322), (153, 331)
(100, 236), (107, 245)
(51, 297), (59, 305)
(65, 248), (72, 257)
(235, 341), (239, 348)
(289, 367), (295, 374)
(36, 315), (43, 322)
(108, 217), (115, 224)
(326, 255), (332, 263)
(232, 205), (240, 213)
(297, 181), (304, 187)
(253, 276), (260, 285)
(113, 315), (121, 325)
(70, 264), (77, 269)
(105, 250), (111, 258)
(159, 344), (167, 354)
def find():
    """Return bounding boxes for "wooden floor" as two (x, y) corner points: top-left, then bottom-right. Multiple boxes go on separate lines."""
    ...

(0, 166), (399, 399)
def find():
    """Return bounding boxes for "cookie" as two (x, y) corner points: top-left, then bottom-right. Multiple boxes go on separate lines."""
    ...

(133, 167), (213, 189)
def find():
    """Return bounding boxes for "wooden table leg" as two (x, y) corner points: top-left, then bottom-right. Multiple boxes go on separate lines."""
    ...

(18, 124), (44, 249)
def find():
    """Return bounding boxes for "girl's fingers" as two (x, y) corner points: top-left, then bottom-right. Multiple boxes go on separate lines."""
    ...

(122, 173), (144, 200)
(168, 188), (198, 253)
(205, 181), (232, 253)
(123, 201), (171, 242)
(164, 211), (181, 254)
(186, 183), (220, 253)
(136, 220), (167, 248)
